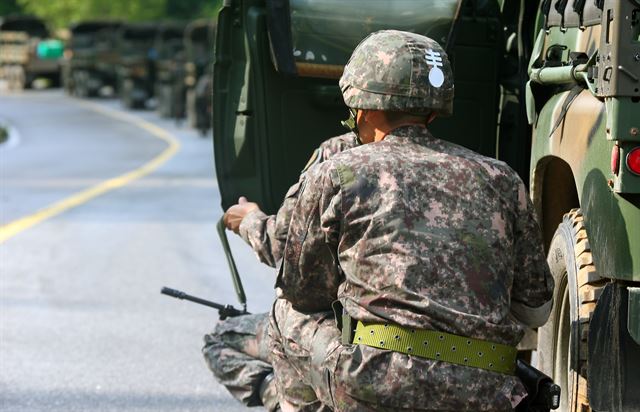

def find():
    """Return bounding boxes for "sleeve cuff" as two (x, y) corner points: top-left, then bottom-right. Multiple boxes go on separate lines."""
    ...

(238, 208), (268, 244)
(510, 299), (553, 328)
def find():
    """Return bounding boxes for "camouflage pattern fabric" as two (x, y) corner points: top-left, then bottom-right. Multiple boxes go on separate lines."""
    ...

(202, 133), (355, 410)
(270, 299), (524, 411)
(274, 125), (554, 409)
(238, 132), (357, 267)
(269, 299), (338, 412)
(203, 313), (278, 410)
(339, 30), (454, 116)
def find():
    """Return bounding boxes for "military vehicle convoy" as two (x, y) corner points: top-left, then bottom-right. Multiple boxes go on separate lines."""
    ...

(212, 1), (640, 411)
(184, 19), (216, 135)
(60, 18), (217, 134)
(62, 21), (122, 97)
(0, 15), (60, 90)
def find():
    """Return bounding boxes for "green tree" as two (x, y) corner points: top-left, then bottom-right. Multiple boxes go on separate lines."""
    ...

(165, 0), (216, 19)
(17, 0), (167, 28)
(0, 0), (24, 16)
(16, 0), (222, 29)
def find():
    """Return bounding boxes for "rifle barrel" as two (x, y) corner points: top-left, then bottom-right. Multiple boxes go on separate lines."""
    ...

(161, 287), (225, 310)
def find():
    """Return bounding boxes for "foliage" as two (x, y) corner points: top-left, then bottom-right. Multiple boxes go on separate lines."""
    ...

(16, 0), (222, 29)
(166, 0), (221, 19)
(0, 0), (24, 17)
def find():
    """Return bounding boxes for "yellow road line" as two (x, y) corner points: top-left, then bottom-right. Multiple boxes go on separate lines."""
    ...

(0, 101), (181, 244)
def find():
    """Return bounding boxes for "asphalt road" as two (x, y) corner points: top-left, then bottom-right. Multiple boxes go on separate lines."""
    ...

(0, 90), (275, 411)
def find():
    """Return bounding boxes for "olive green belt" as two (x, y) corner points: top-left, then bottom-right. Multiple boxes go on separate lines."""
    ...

(352, 321), (517, 375)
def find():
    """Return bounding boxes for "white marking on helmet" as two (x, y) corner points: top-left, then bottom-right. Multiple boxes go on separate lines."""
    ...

(425, 49), (445, 88)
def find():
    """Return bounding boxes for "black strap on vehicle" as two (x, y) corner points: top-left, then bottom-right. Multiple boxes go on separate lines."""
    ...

(541, 0), (553, 30)
(548, 85), (583, 138)
(444, 0), (465, 56)
(594, 0), (605, 10)
(265, 0), (297, 76)
(573, 0), (587, 28)
(555, 0), (569, 28)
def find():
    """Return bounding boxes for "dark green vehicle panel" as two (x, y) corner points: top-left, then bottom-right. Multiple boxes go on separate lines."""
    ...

(530, 90), (640, 282)
(214, 2), (346, 213)
(527, 15), (640, 282)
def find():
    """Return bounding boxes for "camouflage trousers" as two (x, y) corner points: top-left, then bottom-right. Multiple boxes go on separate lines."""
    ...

(206, 301), (522, 411)
(268, 299), (340, 412)
(269, 299), (521, 412)
(202, 313), (279, 411)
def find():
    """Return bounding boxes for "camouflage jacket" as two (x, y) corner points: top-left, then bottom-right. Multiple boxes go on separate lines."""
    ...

(277, 125), (554, 346)
(238, 132), (357, 268)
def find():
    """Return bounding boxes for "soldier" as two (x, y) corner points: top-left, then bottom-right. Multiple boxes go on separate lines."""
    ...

(202, 132), (357, 411)
(269, 30), (554, 411)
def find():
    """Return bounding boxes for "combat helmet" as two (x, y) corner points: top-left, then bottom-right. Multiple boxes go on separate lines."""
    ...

(339, 30), (454, 116)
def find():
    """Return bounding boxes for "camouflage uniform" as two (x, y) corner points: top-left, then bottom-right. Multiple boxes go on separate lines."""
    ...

(269, 31), (554, 411)
(203, 314), (276, 410)
(202, 133), (356, 410)
(238, 132), (357, 267)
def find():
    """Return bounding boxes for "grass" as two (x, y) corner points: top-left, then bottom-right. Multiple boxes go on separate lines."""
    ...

(0, 125), (8, 144)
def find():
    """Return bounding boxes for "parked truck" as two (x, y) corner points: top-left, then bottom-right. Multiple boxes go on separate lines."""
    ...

(184, 19), (216, 135)
(62, 21), (121, 97)
(212, 1), (640, 411)
(115, 23), (158, 109)
(0, 15), (60, 90)
(154, 22), (187, 119)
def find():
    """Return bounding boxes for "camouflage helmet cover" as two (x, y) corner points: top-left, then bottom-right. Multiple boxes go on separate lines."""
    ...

(339, 30), (454, 116)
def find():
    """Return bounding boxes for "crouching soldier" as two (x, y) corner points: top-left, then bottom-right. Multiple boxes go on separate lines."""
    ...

(268, 30), (554, 411)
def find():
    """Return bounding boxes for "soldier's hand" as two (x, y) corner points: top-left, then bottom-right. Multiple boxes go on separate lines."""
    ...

(224, 196), (259, 234)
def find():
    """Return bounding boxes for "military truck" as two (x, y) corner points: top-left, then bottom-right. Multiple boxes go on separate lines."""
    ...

(115, 23), (158, 109)
(184, 19), (216, 135)
(62, 21), (121, 97)
(0, 15), (60, 89)
(154, 22), (187, 119)
(212, 1), (640, 411)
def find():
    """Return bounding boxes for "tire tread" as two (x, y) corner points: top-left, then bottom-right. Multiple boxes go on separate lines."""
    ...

(565, 209), (603, 412)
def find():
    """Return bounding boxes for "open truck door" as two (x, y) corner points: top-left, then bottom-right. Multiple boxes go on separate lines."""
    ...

(212, 0), (507, 214)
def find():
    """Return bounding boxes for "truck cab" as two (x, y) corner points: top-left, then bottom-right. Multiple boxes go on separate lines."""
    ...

(63, 21), (122, 97)
(0, 15), (60, 89)
(115, 23), (158, 109)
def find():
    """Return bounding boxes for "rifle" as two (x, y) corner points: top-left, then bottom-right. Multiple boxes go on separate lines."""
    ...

(515, 359), (561, 411)
(161, 217), (249, 319)
(160, 286), (247, 319)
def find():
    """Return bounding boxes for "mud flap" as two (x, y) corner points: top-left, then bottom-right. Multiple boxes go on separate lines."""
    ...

(588, 283), (640, 411)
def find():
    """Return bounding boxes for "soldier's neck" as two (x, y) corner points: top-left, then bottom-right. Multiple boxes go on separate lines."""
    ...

(374, 121), (427, 142)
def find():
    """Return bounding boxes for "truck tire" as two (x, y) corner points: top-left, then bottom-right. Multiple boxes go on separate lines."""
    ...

(537, 209), (603, 412)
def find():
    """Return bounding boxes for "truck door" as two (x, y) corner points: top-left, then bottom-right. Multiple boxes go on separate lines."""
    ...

(213, 0), (505, 213)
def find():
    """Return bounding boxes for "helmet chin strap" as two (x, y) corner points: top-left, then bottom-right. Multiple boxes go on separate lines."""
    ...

(340, 108), (363, 145)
